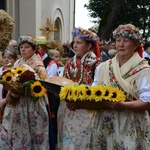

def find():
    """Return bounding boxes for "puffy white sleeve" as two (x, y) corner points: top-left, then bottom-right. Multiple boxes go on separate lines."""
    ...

(136, 69), (150, 103)
(46, 63), (58, 78)
(92, 64), (103, 86)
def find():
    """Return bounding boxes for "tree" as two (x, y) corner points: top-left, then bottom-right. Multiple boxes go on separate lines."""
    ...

(85, 0), (150, 41)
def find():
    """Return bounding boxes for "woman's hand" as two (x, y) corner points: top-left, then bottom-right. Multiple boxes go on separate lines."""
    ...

(102, 100), (124, 109)
(5, 92), (12, 103)
(66, 102), (80, 111)
(0, 98), (7, 108)
(5, 92), (20, 103)
(102, 99), (150, 112)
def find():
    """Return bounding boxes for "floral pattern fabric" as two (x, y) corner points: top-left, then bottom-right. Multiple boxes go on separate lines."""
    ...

(57, 51), (100, 150)
(0, 54), (49, 150)
(92, 55), (150, 150)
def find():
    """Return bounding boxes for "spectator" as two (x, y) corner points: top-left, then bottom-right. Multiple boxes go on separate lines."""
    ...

(8, 39), (18, 52)
(0, 36), (49, 149)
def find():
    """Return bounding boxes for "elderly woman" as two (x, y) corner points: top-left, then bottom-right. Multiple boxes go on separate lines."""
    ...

(92, 24), (150, 149)
(57, 27), (101, 149)
(0, 36), (49, 149)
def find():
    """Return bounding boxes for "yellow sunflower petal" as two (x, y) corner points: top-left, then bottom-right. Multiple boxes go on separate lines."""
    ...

(13, 67), (26, 75)
(31, 81), (46, 97)
(59, 84), (126, 104)
(2, 72), (13, 83)
(90, 85), (104, 102)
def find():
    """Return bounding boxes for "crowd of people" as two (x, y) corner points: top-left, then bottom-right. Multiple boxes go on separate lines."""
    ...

(0, 22), (150, 150)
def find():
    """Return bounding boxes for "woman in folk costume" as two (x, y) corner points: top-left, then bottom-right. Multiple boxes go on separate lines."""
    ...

(0, 49), (18, 126)
(57, 27), (101, 149)
(92, 24), (150, 149)
(0, 36), (49, 149)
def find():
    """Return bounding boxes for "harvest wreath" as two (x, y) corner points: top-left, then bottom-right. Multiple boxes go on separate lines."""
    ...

(0, 10), (15, 51)
(59, 84), (126, 110)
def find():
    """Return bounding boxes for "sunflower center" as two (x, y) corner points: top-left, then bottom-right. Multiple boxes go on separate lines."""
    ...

(33, 85), (42, 93)
(95, 90), (101, 96)
(112, 92), (117, 98)
(80, 92), (83, 95)
(69, 91), (72, 95)
(104, 90), (109, 96)
(75, 90), (77, 95)
(6, 76), (12, 82)
(86, 90), (91, 95)
(17, 70), (23, 74)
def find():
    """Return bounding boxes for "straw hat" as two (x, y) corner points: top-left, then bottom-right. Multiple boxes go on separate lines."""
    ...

(34, 36), (47, 45)
(0, 10), (15, 51)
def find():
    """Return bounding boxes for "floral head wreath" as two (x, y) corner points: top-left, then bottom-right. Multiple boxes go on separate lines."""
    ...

(18, 35), (38, 47)
(72, 27), (99, 42)
(113, 24), (142, 42)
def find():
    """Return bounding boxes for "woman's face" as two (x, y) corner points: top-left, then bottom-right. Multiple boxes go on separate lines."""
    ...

(73, 37), (92, 58)
(115, 36), (137, 59)
(2, 53), (16, 68)
(20, 43), (36, 60)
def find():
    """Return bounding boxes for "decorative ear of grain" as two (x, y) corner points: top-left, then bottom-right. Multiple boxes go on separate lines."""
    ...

(0, 10), (15, 51)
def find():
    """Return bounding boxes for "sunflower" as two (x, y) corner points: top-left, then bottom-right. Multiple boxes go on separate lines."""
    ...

(2, 72), (13, 83)
(66, 86), (75, 101)
(59, 85), (72, 101)
(90, 85), (105, 102)
(110, 87), (126, 102)
(86, 86), (94, 101)
(59, 84), (126, 104)
(13, 67), (26, 75)
(78, 84), (92, 101)
(101, 86), (114, 101)
(31, 81), (46, 97)
(70, 86), (79, 101)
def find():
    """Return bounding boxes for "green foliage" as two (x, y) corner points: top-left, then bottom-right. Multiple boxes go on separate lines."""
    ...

(22, 80), (38, 103)
(85, 0), (150, 41)
(22, 80), (34, 97)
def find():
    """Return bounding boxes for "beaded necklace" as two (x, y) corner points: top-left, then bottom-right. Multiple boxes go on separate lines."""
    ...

(65, 51), (98, 84)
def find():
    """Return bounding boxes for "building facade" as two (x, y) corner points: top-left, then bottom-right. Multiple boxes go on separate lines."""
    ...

(4, 0), (75, 43)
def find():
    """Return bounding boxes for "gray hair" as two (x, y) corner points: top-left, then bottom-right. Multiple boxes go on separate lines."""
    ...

(2, 48), (18, 60)
(9, 39), (17, 46)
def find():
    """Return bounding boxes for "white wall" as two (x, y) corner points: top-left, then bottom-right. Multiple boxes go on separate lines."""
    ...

(40, 0), (75, 43)
(19, 0), (36, 36)
(6, 0), (75, 43)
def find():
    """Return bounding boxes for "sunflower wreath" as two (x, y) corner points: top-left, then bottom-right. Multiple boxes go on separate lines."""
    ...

(59, 84), (126, 103)
(0, 10), (15, 51)
(0, 65), (46, 103)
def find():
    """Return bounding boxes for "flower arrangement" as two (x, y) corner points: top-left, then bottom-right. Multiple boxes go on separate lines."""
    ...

(0, 66), (46, 102)
(59, 84), (126, 103)
(72, 27), (99, 42)
(113, 24), (142, 42)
